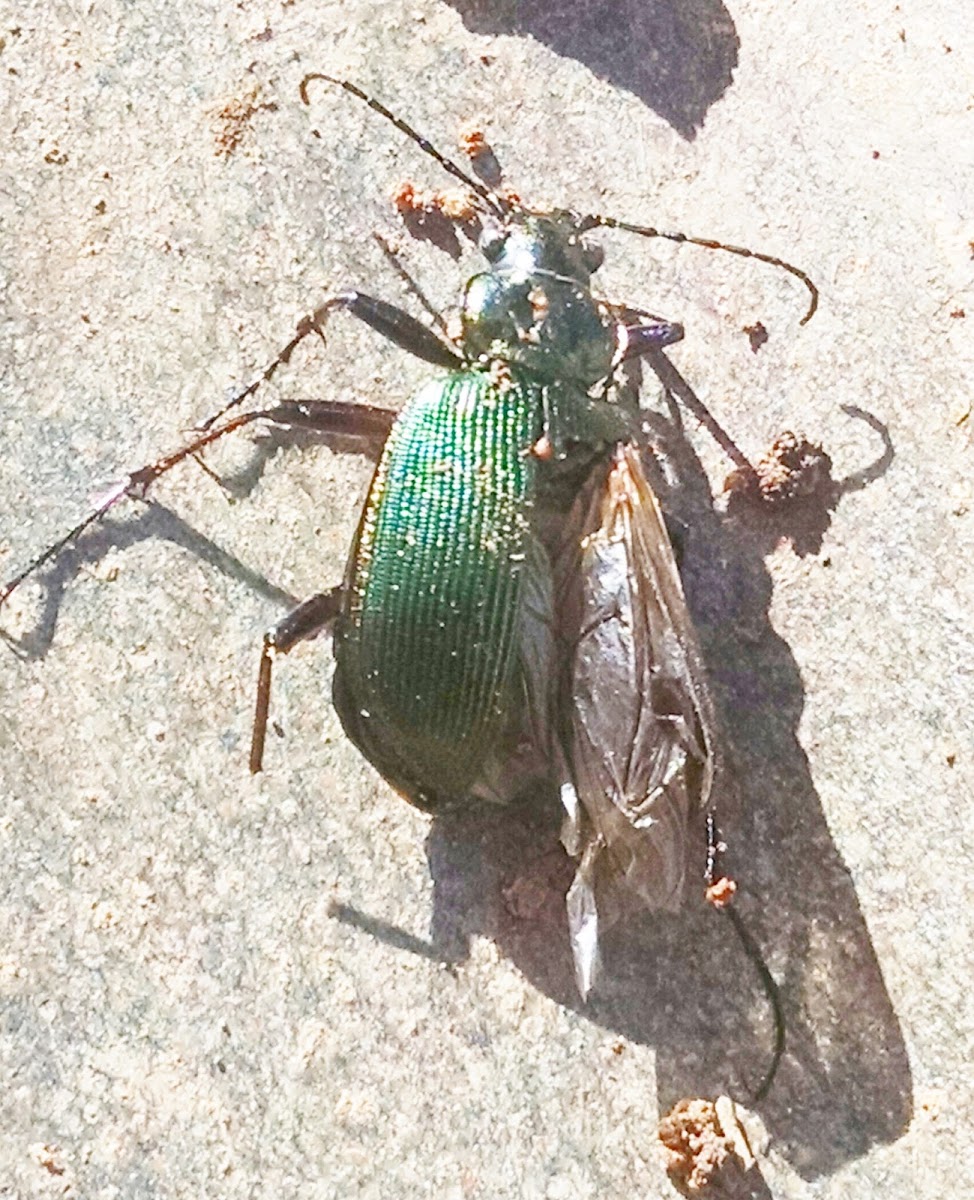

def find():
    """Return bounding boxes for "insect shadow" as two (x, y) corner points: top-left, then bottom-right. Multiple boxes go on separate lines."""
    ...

(443, 0), (739, 139)
(337, 368), (906, 1182)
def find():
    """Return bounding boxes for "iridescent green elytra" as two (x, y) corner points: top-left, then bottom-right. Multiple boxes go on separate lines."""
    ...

(333, 369), (542, 809)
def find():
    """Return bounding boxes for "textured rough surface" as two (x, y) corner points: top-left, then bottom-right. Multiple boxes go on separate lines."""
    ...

(1, 2), (971, 1197)
(333, 369), (540, 809)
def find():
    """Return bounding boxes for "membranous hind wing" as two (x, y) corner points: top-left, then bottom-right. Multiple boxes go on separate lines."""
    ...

(558, 443), (721, 997)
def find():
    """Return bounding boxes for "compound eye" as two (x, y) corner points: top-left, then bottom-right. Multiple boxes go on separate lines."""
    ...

(480, 219), (508, 262)
(581, 240), (604, 273)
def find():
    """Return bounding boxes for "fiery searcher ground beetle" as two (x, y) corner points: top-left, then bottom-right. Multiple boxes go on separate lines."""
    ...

(0, 74), (821, 1101)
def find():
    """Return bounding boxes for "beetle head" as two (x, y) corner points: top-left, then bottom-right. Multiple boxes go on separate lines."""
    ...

(479, 211), (605, 284)
(463, 211), (616, 386)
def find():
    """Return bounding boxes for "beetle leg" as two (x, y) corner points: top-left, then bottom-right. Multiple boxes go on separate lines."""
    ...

(198, 290), (463, 431)
(249, 399), (396, 441)
(600, 298), (757, 479)
(645, 351), (757, 479)
(704, 814), (786, 1101)
(250, 587), (344, 774)
(314, 292), (462, 369)
(0, 401), (396, 613)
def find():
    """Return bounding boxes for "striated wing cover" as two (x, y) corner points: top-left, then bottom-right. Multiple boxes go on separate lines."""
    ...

(333, 369), (544, 811)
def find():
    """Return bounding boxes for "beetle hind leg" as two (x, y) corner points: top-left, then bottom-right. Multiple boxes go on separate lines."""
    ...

(250, 586), (344, 773)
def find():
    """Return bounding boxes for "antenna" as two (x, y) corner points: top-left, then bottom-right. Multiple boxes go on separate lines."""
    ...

(300, 74), (509, 219)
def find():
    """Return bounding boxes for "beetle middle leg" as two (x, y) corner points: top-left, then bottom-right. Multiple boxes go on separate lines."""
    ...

(0, 399), (395, 613)
(1, 287), (457, 612)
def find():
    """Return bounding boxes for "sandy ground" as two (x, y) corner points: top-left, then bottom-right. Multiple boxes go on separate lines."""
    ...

(1, 2), (972, 1197)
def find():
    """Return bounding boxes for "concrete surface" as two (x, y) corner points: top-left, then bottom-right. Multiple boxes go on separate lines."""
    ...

(1, 1), (971, 1197)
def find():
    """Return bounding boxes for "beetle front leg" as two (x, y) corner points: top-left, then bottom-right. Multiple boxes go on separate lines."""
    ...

(250, 587), (344, 773)
(200, 290), (462, 430)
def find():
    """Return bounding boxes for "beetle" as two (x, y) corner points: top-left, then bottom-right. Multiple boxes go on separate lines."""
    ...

(1, 75), (815, 1093)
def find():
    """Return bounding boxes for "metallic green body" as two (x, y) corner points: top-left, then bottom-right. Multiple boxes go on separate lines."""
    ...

(328, 206), (718, 1001)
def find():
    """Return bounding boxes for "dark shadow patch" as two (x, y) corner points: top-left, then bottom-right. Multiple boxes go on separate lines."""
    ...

(447, 0), (740, 140)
